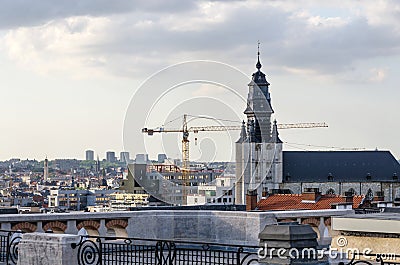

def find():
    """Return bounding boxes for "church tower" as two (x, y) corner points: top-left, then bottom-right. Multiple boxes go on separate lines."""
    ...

(235, 46), (283, 205)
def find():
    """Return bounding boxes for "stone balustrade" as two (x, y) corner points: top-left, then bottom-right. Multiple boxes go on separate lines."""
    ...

(0, 209), (352, 246)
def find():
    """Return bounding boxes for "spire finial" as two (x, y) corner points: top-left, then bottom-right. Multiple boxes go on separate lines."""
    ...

(256, 40), (262, 70)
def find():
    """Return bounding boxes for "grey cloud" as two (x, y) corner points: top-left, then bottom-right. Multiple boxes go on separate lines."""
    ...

(79, 5), (289, 59)
(4, 0), (400, 80)
(81, 3), (400, 78)
(0, 0), (196, 29)
(272, 18), (400, 73)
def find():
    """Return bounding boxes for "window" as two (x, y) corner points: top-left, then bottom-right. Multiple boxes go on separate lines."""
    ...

(285, 174), (291, 182)
(366, 189), (373, 200)
(346, 188), (356, 196)
(326, 189), (335, 195)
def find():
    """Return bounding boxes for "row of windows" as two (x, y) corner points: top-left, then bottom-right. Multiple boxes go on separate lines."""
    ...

(316, 188), (376, 199)
(208, 197), (233, 204)
(285, 162), (381, 167)
(285, 173), (398, 181)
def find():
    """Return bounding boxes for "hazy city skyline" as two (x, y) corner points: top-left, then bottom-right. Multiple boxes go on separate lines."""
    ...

(1, 1), (399, 161)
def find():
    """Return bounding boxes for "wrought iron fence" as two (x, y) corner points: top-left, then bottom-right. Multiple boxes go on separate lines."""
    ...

(2, 230), (400, 265)
(0, 230), (23, 265)
(354, 208), (381, 214)
(71, 235), (260, 265)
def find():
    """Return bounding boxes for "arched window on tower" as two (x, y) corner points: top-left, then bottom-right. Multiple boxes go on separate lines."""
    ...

(366, 188), (374, 200)
(326, 188), (335, 195)
(346, 188), (356, 196)
(285, 173), (291, 182)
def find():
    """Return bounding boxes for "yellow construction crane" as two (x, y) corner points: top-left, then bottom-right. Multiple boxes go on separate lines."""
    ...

(142, 114), (328, 204)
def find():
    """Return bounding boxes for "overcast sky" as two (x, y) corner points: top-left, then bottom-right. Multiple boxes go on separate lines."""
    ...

(0, 0), (399, 161)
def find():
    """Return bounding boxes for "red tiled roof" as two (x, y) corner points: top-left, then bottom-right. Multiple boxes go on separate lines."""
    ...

(256, 194), (364, 211)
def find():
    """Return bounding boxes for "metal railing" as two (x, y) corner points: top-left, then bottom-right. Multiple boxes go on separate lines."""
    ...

(71, 235), (260, 265)
(3, 231), (400, 265)
(354, 208), (381, 214)
(0, 230), (23, 265)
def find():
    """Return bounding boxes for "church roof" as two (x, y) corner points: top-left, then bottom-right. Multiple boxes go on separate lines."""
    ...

(251, 69), (270, 86)
(257, 194), (364, 211)
(283, 151), (400, 182)
(251, 51), (270, 86)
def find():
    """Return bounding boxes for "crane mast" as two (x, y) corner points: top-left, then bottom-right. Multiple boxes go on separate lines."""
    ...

(181, 114), (189, 204)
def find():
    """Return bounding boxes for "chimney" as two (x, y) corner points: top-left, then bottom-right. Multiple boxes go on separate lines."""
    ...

(246, 189), (258, 211)
(345, 195), (353, 203)
(262, 187), (268, 198)
(301, 188), (321, 202)
(343, 191), (354, 203)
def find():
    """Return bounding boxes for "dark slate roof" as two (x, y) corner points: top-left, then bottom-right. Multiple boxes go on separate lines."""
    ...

(252, 69), (270, 86)
(283, 151), (400, 182)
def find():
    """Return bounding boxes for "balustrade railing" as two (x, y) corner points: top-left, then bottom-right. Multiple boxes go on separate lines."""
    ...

(0, 230), (23, 265)
(354, 208), (381, 214)
(71, 235), (260, 265)
(2, 230), (400, 265)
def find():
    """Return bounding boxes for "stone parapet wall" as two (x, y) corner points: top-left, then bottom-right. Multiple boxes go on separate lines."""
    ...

(127, 210), (277, 245)
(0, 209), (352, 246)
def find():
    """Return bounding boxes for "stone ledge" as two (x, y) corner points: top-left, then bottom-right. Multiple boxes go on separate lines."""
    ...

(17, 233), (80, 265)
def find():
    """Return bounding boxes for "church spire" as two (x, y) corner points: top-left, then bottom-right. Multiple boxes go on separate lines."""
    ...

(256, 41), (262, 71)
(236, 120), (248, 143)
(271, 120), (283, 143)
(244, 45), (273, 143)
